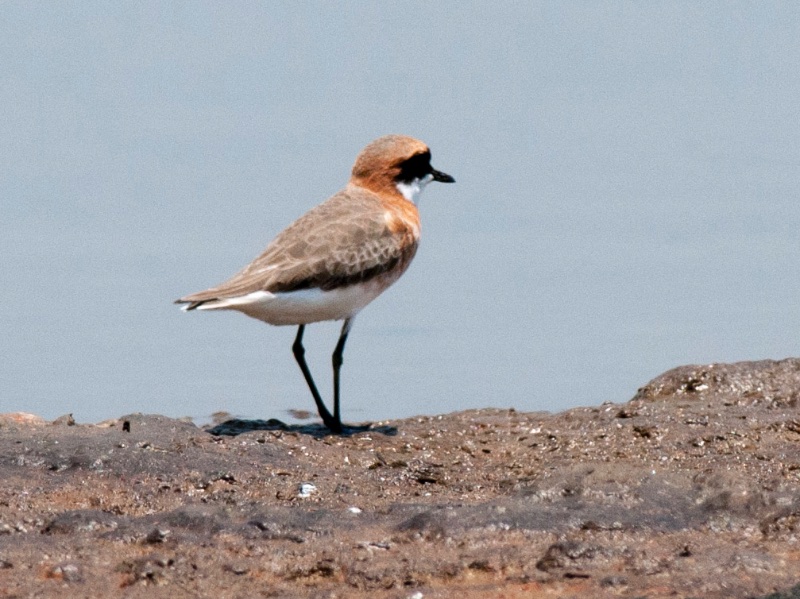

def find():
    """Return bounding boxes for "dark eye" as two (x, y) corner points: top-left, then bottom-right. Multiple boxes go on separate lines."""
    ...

(396, 151), (432, 183)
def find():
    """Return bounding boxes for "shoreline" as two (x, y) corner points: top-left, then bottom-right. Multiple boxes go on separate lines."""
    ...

(2, 359), (800, 597)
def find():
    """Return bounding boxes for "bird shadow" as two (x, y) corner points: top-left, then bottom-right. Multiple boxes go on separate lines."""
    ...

(205, 418), (398, 439)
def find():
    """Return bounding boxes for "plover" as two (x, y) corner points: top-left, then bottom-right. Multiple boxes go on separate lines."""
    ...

(176, 135), (454, 432)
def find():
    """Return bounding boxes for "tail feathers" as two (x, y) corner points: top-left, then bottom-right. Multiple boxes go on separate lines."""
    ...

(175, 290), (274, 313)
(174, 298), (214, 311)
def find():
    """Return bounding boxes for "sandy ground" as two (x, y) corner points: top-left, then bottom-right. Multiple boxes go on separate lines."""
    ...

(3, 359), (800, 598)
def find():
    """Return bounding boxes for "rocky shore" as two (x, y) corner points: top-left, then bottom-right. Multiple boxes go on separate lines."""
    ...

(3, 359), (800, 598)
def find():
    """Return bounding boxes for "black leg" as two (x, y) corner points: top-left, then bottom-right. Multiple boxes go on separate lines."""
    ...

(331, 318), (353, 425)
(292, 325), (340, 432)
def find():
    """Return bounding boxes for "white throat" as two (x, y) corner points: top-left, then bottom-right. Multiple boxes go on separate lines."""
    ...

(396, 173), (433, 204)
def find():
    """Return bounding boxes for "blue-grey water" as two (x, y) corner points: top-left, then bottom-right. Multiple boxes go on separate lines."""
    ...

(3, 3), (800, 424)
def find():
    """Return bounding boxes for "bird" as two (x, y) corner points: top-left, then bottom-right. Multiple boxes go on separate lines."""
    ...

(175, 135), (454, 432)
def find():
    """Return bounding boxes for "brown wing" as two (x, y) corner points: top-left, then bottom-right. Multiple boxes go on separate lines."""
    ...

(176, 186), (419, 306)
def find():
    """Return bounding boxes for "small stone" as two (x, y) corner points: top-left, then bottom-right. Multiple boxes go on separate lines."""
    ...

(145, 528), (171, 544)
(297, 483), (317, 498)
(47, 563), (81, 582)
(224, 563), (249, 575)
(52, 414), (76, 426)
(601, 575), (628, 587)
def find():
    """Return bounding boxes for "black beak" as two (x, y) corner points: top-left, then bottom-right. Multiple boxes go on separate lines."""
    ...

(431, 168), (455, 183)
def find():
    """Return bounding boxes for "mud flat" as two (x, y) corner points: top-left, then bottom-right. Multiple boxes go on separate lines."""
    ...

(3, 359), (800, 598)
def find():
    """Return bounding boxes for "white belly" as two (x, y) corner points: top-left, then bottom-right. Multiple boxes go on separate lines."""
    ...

(191, 280), (391, 326)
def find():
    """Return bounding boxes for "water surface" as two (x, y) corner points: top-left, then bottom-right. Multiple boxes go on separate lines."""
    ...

(3, 3), (800, 423)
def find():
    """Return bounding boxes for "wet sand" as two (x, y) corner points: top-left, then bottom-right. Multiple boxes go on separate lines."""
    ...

(3, 359), (800, 598)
